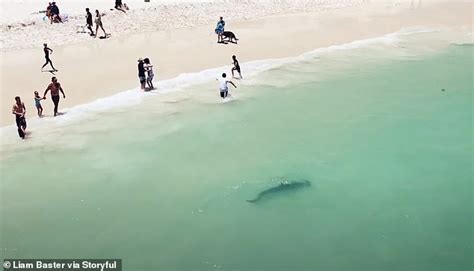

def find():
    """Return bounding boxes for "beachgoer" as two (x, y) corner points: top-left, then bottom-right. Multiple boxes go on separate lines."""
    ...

(51, 2), (60, 16)
(41, 43), (57, 72)
(144, 58), (154, 90)
(43, 76), (66, 116)
(218, 73), (236, 99)
(115, 0), (126, 13)
(215, 17), (225, 43)
(86, 8), (94, 36)
(46, 3), (53, 23)
(34, 91), (46, 117)
(51, 2), (62, 23)
(12, 96), (27, 139)
(231, 55), (242, 79)
(94, 10), (107, 38)
(137, 58), (146, 90)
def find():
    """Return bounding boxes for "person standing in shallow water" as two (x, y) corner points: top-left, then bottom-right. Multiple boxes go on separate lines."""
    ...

(43, 77), (66, 116)
(34, 91), (46, 117)
(218, 73), (236, 99)
(12, 96), (27, 139)
(41, 43), (57, 72)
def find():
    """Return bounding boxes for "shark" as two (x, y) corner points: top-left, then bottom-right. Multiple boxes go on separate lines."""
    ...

(246, 179), (311, 203)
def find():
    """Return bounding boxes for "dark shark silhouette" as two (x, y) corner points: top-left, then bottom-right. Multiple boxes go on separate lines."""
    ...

(247, 179), (311, 203)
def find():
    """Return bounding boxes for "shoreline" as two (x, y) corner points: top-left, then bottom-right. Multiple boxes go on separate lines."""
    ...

(0, 26), (470, 143)
(0, 0), (472, 128)
(0, 0), (368, 51)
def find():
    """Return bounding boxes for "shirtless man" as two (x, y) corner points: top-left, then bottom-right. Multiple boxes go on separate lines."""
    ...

(115, 0), (126, 13)
(41, 43), (57, 72)
(43, 77), (66, 116)
(12, 96), (27, 139)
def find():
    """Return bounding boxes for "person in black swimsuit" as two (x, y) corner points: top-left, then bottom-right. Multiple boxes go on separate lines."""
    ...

(86, 8), (94, 36)
(41, 43), (57, 72)
(231, 55), (242, 79)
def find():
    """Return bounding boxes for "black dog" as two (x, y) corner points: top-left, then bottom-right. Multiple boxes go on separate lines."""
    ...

(222, 31), (239, 44)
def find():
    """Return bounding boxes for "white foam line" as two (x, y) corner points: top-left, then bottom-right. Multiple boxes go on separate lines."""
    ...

(0, 26), (440, 139)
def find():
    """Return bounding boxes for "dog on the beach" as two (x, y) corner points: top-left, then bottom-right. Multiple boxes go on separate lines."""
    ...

(222, 31), (239, 44)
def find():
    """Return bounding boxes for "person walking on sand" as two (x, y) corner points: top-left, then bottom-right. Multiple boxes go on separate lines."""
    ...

(144, 58), (154, 90)
(43, 76), (66, 116)
(138, 58), (146, 90)
(218, 73), (236, 99)
(215, 17), (225, 43)
(12, 96), (27, 139)
(34, 91), (46, 117)
(41, 43), (57, 72)
(231, 55), (242, 79)
(85, 8), (94, 36)
(94, 10), (107, 38)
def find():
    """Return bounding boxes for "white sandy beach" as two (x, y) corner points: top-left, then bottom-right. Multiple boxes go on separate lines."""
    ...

(0, 0), (472, 128)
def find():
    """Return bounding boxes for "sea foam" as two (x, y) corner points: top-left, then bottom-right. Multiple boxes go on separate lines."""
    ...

(0, 26), (446, 144)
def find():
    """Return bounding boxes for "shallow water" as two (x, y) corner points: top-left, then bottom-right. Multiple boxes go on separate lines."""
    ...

(0, 29), (472, 270)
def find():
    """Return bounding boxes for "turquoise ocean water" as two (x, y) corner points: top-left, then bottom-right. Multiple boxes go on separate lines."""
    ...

(0, 28), (472, 270)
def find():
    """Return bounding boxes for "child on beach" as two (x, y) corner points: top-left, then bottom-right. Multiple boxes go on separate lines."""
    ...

(144, 58), (154, 90)
(115, 0), (127, 13)
(34, 91), (46, 117)
(218, 73), (236, 99)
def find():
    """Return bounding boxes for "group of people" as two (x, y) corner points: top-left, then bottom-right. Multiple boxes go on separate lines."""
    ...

(45, 2), (62, 24)
(138, 58), (155, 90)
(218, 55), (242, 99)
(12, 77), (66, 139)
(12, 15), (243, 139)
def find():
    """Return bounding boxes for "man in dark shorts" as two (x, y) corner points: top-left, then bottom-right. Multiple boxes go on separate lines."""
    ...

(86, 8), (94, 36)
(138, 58), (146, 90)
(41, 43), (57, 72)
(43, 77), (66, 116)
(12, 96), (27, 139)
